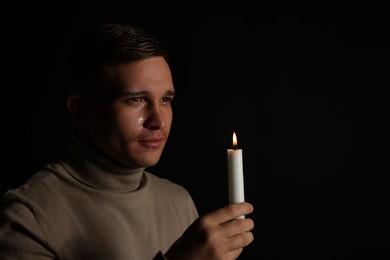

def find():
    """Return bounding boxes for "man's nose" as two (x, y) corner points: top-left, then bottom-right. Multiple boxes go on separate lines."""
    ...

(143, 104), (166, 130)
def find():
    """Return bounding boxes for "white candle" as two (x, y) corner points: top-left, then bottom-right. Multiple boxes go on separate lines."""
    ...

(227, 132), (245, 219)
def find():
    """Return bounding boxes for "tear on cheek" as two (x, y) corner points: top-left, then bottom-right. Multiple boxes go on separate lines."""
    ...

(137, 116), (145, 126)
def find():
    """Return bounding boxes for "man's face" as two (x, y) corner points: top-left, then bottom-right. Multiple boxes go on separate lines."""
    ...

(83, 56), (175, 168)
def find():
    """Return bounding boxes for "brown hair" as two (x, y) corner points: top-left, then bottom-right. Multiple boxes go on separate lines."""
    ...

(67, 23), (170, 96)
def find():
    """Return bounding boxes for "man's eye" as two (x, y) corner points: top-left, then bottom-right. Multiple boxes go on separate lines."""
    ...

(128, 97), (143, 102)
(161, 97), (173, 103)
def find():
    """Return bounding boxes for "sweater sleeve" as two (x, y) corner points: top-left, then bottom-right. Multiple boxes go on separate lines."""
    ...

(0, 198), (55, 260)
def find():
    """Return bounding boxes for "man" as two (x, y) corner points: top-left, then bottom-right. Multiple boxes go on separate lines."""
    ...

(0, 23), (254, 259)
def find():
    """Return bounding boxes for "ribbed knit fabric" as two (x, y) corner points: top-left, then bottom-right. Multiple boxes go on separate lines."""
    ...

(0, 134), (198, 259)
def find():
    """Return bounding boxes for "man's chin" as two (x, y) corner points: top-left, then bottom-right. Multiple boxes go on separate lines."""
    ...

(136, 155), (162, 168)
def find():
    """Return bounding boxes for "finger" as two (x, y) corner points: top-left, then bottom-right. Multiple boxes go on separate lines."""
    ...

(225, 247), (243, 260)
(221, 218), (254, 238)
(204, 203), (253, 225)
(226, 231), (254, 251)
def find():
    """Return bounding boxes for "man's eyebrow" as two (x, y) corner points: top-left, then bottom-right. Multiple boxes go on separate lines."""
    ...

(121, 89), (176, 96)
(122, 91), (148, 96)
(166, 90), (176, 96)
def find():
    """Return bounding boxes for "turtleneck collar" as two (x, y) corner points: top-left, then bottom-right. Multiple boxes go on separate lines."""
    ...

(59, 130), (146, 193)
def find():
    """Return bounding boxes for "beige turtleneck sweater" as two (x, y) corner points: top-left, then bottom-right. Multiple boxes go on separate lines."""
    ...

(0, 134), (199, 259)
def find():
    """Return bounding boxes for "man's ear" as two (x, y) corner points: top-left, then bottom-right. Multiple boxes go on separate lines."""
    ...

(67, 94), (87, 127)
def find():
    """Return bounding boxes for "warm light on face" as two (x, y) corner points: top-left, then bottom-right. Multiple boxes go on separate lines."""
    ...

(233, 132), (238, 148)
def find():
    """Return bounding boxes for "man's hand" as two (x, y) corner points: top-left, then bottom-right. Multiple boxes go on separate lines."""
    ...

(165, 202), (254, 260)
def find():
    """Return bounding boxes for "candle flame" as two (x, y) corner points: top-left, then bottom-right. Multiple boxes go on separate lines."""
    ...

(233, 132), (238, 147)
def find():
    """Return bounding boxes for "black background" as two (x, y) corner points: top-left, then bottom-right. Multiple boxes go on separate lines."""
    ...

(1, 2), (389, 259)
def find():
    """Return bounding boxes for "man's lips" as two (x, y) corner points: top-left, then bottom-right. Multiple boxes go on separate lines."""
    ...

(138, 137), (165, 148)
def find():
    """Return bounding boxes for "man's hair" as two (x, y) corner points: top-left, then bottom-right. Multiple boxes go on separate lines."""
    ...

(67, 23), (170, 96)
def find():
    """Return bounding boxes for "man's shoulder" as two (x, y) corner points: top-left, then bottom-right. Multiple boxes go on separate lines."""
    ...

(1, 161), (68, 205)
